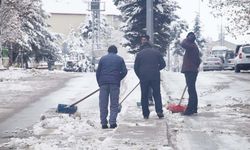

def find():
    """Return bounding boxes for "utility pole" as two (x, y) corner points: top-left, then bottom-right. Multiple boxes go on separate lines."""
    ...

(0, 0), (4, 69)
(146, 0), (153, 43)
(88, 0), (105, 71)
(90, 0), (100, 69)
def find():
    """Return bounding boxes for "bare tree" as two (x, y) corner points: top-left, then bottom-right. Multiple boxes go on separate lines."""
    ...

(208, 0), (250, 37)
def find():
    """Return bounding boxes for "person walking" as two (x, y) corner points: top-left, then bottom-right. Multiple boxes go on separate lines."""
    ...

(134, 41), (166, 119)
(180, 32), (201, 116)
(139, 34), (154, 106)
(96, 45), (127, 129)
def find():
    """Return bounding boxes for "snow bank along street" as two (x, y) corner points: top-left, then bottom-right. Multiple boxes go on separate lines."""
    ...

(0, 69), (80, 122)
(0, 69), (250, 149)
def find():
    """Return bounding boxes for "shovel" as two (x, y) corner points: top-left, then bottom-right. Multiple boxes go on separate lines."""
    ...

(118, 82), (140, 113)
(56, 88), (100, 114)
(166, 85), (187, 113)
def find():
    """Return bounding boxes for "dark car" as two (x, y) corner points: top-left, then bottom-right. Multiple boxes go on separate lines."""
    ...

(63, 61), (82, 72)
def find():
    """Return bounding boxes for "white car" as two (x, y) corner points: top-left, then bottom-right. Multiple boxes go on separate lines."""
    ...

(203, 57), (223, 71)
(234, 44), (250, 73)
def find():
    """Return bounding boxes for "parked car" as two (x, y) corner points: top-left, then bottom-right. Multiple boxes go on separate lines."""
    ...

(234, 44), (250, 72)
(203, 57), (223, 71)
(63, 61), (82, 72)
(211, 46), (235, 70)
(223, 50), (235, 70)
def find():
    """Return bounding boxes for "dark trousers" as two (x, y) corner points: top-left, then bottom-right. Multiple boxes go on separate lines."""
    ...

(140, 80), (163, 117)
(184, 72), (198, 112)
(148, 88), (153, 101)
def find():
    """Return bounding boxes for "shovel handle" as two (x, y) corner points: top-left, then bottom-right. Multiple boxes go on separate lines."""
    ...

(70, 88), (100, 107)
(119, 82), (140, 105)
(178, 85), (187, 105)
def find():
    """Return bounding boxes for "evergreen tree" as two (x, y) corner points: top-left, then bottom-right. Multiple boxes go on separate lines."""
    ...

(114, 0), (186, 55)
(170, 20), (187, 56)
(193, 14), (206, 51)
(208, 0), (250, 37)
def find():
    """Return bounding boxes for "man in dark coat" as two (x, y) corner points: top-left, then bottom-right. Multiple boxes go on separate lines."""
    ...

(134, 42), (166, 119)
(180, 32), (201, 116)
(139, 34), (154, 106)
(96, 45), (127, 129)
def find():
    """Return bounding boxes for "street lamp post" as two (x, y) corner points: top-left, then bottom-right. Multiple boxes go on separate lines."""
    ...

(0, 0), (3, 69)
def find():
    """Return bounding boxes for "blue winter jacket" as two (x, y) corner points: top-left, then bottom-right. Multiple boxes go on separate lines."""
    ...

(96, 53), (127, 86)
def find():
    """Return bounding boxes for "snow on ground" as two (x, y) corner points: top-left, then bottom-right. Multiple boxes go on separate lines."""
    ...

(0, 69), (250, 149)
(0, 68), (36, 81)
(0, 68), (80, 122)
(161, 71), (250, 150)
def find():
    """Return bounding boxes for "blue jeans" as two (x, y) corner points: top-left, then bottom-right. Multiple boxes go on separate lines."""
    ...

(99, 84), (120, 125)
(184, 72), (198, 112)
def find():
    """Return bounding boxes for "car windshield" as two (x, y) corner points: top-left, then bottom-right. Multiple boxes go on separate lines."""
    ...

(226, 51), (234, 59)
(212, 50), (227, 57)
(242, 47), (250, 53)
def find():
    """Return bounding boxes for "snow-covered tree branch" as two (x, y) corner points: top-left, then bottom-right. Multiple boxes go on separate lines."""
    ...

(208, 0), (250, 37)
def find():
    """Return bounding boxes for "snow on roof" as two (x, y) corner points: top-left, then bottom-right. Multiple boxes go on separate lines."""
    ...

(211, 46), (229, 51)
(42, 0), (121, 15)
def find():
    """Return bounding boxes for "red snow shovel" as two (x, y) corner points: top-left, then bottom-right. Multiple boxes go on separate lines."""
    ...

(166, 86), (187, 113)
(118, 82), (140, 113)
(56, 88), (100, 114)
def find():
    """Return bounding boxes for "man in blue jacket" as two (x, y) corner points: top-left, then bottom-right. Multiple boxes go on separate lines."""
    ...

(134, 42), (166, 119)
(96, 45), (127, 129)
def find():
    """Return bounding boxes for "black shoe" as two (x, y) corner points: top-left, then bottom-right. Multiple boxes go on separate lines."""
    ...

(143, 116), (149, 119)
(181, 111), (194, 116)
(192, 110), (198, 113)
(157, 113), (164, 119)
(102, 125), (108, 129)
(110, 123), (117, 129)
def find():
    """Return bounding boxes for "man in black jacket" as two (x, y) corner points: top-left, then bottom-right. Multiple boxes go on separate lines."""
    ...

(134, 42), (166, 119)
(139, 34), (154, 106)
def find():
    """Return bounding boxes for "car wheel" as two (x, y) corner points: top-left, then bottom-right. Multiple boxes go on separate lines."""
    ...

(235, 65), (240, 73)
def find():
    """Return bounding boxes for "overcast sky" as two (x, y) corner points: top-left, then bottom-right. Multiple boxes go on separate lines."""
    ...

(176, 0), (250, 44)
(42, 0), (249, 44)
(177, 0), (219, 39)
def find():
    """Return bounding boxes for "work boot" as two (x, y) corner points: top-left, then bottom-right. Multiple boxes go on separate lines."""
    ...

(181, 111), (194, 116)
(157, 113), (164, 119)
(110, 123), (117, 129)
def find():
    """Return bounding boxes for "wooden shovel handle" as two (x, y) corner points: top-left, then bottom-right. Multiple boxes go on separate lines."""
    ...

(178, 85), (187, 105)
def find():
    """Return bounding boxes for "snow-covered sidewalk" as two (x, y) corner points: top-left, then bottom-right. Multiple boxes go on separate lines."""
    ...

(0, 69), (250, 149)
(161, 71), (250, 150)
(0, 69), (172, 149)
